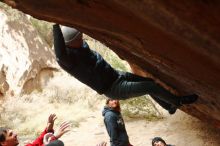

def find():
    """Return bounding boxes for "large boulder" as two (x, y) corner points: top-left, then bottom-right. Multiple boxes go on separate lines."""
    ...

(0, 5), (57, 97)
(1, 1), (220, 127)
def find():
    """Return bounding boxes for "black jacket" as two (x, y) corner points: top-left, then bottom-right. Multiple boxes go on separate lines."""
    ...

(102, 106), (129, 146)
(53, 24), (119, 94)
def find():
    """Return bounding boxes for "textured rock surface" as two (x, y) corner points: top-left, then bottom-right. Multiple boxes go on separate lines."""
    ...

(0, 5), (57, 97)
(1, 0), (220, 126)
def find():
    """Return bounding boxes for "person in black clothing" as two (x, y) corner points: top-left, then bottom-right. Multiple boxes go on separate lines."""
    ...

(102, 99), (133, 146)
(45, 140), (64, 146)
(152, 137), (174, 146)
(52, 24), (198, 114)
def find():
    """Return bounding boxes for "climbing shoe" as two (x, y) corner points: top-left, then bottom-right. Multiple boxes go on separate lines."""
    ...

(180, 94), (198, 105)
(168, 106), (177, 115)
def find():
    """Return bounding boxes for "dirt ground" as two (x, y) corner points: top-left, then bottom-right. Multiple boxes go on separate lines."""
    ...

(61, 110), (220, 146)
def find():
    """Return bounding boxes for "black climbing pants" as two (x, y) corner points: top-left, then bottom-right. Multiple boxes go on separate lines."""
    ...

(104, 72), (180, 110)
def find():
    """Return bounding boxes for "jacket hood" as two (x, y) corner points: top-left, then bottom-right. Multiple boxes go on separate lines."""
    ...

(102, 106), (116, 116)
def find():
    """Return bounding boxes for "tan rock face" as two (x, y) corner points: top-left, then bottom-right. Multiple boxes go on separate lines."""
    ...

(0, 6), (57, 96)
(0, 67), (9, 96)
(1, 1), (220, 126)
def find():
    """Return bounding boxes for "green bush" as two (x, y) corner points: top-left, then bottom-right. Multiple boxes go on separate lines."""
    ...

(120, 96), (163, 121)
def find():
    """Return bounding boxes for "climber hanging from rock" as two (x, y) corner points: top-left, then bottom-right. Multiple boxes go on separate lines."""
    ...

(52, 24), (198, 114)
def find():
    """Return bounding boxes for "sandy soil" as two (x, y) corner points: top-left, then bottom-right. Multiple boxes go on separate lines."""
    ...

(61, 110), (220, 146)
